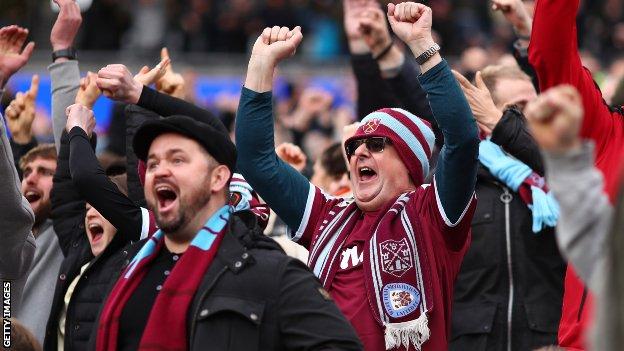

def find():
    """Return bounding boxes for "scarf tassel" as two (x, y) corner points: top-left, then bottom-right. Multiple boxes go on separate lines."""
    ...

(384, 312), (430, 350)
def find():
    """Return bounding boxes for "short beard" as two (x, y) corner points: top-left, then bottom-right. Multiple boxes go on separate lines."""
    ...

(153, 182), (212, 236)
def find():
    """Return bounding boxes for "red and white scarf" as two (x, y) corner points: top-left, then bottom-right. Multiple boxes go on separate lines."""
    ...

(308, 193), (434, 350)
(96, 205), (231, 351)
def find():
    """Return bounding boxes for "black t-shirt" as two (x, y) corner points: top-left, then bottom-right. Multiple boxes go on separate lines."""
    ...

(117, 246), (182, 351)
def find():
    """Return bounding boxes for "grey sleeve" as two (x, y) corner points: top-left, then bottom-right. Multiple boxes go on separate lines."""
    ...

(48, 61), (81, 152)
(0, 106), (36, 310)
(544, 142), (613, 289)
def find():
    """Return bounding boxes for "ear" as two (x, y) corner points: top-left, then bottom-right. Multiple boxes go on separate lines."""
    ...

(210, 165), (231, 194)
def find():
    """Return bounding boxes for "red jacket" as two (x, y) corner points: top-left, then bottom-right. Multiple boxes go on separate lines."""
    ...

(530, 0), (624, 349)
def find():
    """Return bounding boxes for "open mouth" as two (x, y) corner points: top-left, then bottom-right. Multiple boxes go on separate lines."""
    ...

(88, 223), (104, 243)
(358, 166), (378, 182)
(155, 184), (178, 212)
(24, 190), (41, 203)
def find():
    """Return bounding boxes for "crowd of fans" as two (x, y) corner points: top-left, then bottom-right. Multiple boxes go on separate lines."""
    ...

(0, 0), (623, 350)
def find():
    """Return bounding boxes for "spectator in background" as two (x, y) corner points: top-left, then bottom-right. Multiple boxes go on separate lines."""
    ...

(530, 0), (624, 348)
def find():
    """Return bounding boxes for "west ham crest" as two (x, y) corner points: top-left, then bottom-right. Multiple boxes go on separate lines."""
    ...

(379, 238), (413, 278)
(363, 118), (381, 134)
(382, 283), (421, 318)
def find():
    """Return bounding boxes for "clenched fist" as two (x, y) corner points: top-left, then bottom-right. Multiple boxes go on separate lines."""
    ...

(526, 85), (584, 154)
(387, 2), (434, 56)
(65, 103), (96, 137)
(96, 64), (143, 104)
(276, 142), (307, 172)
(5, 74), (39, 144)
(250, 26), (303, 67)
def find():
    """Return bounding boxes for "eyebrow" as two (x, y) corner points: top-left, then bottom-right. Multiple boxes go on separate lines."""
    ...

(147, 148), (188, 160)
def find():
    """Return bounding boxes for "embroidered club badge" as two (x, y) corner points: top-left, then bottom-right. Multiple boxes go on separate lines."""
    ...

(382, 283), (421, 318)
(363, 118), (381, 134)
(379, 238), (413, 278)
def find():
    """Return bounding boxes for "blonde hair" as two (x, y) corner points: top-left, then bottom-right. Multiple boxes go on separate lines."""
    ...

(480, 65), (532, 105)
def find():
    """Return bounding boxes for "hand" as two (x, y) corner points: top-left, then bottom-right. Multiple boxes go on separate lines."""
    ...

(96, 64), (143, 104)
(5, 74), (38, 144)
(0, 26), (35, 88)
(134, 58), (170, 87)
(358, 6), (393, 57)
(50, 0), (82, 53)
(525, 85), (584, 153)
(343, 0), (378, 53)
(245, 26), (303, 92)
(492, 0), (532, 38)
(65, 103), (96, 137)
(155, 48), (186, 99)
(452, 70), (502, 135)
(298, 88), (334, 115)
(387, 2), (434, 56)
(75, 71), (102, 109)
(276, 142), (307, 172)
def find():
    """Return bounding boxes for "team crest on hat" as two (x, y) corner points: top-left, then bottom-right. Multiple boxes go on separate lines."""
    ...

(382, 283), (421, 318)
(380, 238), (413, 277)
(363, 118), (381, 134)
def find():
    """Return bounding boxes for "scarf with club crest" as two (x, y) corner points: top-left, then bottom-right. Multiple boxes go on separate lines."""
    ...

(307, 192), (434, 350)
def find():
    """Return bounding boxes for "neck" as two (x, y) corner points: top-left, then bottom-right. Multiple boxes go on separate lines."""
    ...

(164, 198), (227, 254)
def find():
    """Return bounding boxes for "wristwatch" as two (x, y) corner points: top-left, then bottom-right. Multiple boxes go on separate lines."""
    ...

(415, 43), (440, 65)
(52, 47), (78, 62)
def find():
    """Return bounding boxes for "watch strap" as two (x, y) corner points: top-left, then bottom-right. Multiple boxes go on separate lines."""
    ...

(52, 47), (77, 62)
(415, 43), (440, 65)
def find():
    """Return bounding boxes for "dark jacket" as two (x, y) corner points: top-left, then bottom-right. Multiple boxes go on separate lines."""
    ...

(96, 211), (363, 351)
(45, 130), (144, 351)
(450, 109), (566, 351)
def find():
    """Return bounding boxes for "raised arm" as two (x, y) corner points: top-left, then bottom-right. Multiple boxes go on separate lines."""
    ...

(5, 75), (39, 176)
(0, 25), (36, 299)
(49, 0), (83, 152)
(65, 104), (146, 242)
(529, 0), (620, 153)
(236, 26), (312, 230)
(388, 2), (479, 222)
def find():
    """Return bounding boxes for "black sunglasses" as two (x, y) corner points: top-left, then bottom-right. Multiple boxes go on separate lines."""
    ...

(345, 137), (391, 160)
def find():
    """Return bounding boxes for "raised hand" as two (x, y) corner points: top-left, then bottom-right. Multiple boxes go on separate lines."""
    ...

(75, 71), (102, 109)
(5, 74), (39, 144)
(96, 64), (143, 104)
(387, 2), (434, 56)
(358, 6), (393, 57)
(343, 0), (378, 53)
(50, 0), (82, 53)
(491, 0), (532, 38)
(526, 85), (584, 153)
(0, 26), (35, 88)
(276, 142), (307, 172)
(452, 70), (502, 135)
(155, 48), (185, 99)
(65, 103), (96, 137)
(134, 57), (170, 87)
(245, 26), (303, 92)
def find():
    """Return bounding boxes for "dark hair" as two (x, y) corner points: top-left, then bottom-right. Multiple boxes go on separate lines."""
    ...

(2, 318), (42, 351)
(320, 142), (348, 180)
(610, 174), (624, 344)
(19, 144), (57, 172)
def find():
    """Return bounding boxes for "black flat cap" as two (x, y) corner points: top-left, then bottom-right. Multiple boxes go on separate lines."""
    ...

(133, 115), (236, 171)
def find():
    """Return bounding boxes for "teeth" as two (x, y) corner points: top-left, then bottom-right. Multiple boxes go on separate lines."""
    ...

(88, 224), (100, 229)
(26, 191), (37, 196)
(156, 185), (173, 192)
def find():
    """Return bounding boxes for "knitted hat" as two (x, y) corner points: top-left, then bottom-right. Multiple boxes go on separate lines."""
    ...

(345, 108), (435, 185)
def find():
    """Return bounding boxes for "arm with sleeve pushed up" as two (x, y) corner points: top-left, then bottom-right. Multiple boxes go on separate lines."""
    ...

(420, 60), (479, 224)
(68, 127), (145, 242)
(0, 107), (35, 285)
(491, 107), (545, 175)
(48, 60), (80, 152)
(235, 88), (311, 230)
(529, 0), (620, 155)
(136, 86), (228, 134)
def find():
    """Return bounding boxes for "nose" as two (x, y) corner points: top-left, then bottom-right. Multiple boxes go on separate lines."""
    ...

(86, 205), (99, 219)
(353, 142), (370, 159)
(25, 171), (39, 185)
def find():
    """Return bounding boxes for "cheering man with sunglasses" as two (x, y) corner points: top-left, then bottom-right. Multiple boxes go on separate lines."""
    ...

(236, 2), (479, 350)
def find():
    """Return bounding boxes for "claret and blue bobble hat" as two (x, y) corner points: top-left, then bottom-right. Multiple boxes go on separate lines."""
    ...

(345, 108), (436, 185)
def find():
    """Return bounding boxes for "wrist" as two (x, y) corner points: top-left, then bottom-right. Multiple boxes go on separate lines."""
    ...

(11, 131), (33, 145)
(348, 39), (371, 54)
(408, 37), (436, 57)
(244, 57), (276, 93)
(378, 47), (405, 77)
(51, 43), (71, 52)
(129, 81), (144, 105)
(370, 37), (393, 57)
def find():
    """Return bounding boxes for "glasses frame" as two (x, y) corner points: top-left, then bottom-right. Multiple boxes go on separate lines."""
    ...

(345, 137), (391, 160)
